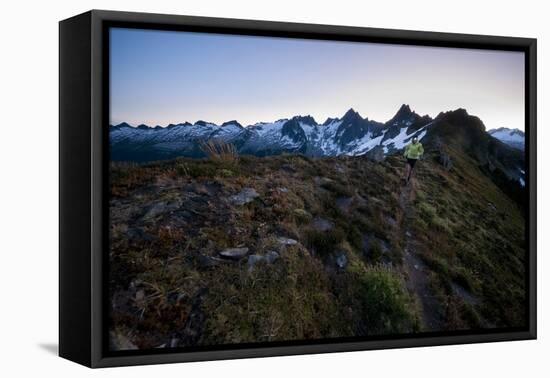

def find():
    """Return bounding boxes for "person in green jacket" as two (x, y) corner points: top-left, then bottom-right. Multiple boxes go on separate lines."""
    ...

(403, 136), (424, 183)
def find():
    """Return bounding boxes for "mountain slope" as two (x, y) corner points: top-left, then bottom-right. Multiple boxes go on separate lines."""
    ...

(422, 109), (526, 204)
(108, 148), (527, 350)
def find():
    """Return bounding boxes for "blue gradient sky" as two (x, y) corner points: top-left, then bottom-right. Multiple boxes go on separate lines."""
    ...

(110, 28), (525, 130)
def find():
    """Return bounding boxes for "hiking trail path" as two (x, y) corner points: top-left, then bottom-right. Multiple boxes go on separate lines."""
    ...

(398, 180), (445, 331)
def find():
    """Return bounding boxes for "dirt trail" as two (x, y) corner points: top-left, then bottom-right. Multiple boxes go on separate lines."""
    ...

(399, 180), (445, 331)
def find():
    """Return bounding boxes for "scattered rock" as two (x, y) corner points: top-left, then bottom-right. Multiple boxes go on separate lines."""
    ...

(276, 237), (298, 246)
(277, 187), (289, 193)
(219, 247), (249, 260)
(229, 188), (259, 206)
(312, 217), (334, 232)
(487, 202), (497, 212)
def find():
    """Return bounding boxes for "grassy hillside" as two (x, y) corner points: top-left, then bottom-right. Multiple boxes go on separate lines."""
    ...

(108, 148), (526, 350)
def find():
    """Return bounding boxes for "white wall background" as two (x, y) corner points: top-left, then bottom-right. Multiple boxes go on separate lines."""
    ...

(0, 0), (546, 376)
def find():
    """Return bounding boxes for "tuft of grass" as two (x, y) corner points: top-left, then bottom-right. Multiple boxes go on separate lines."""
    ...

(200, 139), (239, 166)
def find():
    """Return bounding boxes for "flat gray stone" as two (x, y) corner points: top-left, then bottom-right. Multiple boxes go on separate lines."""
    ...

(276, 237), (298, 246)
(219, 247), (249, 260)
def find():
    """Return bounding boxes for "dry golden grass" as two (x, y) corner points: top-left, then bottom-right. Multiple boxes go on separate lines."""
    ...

(200, 139), (239, 166)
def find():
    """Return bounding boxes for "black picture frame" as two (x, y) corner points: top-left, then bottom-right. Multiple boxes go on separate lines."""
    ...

(59, 9), (537, 368)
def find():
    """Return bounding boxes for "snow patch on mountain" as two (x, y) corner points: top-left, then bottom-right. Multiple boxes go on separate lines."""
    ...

(381, 124), (430, 153)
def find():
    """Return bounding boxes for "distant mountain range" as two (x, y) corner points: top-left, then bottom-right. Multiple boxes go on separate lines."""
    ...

(110, 105), (430, 161)
(488, 127), (525, 151)
(110, 104), (525, 188)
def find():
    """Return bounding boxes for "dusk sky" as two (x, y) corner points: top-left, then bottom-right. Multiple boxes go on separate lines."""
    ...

(110, 28), (525, 131)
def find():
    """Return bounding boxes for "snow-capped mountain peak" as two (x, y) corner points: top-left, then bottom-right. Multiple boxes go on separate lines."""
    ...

(488, 127), (525, 151)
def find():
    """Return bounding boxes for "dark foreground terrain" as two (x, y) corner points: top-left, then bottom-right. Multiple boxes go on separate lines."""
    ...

(108, 139), (526, 350)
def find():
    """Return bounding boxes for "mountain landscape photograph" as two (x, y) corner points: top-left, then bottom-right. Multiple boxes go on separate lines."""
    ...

(107, 27), (527, 351)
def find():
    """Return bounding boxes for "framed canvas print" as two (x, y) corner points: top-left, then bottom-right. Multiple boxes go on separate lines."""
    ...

(59, 10), (537, 368)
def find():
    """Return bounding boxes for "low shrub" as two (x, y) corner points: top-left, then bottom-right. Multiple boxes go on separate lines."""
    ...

(353, 266), (415, 334)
